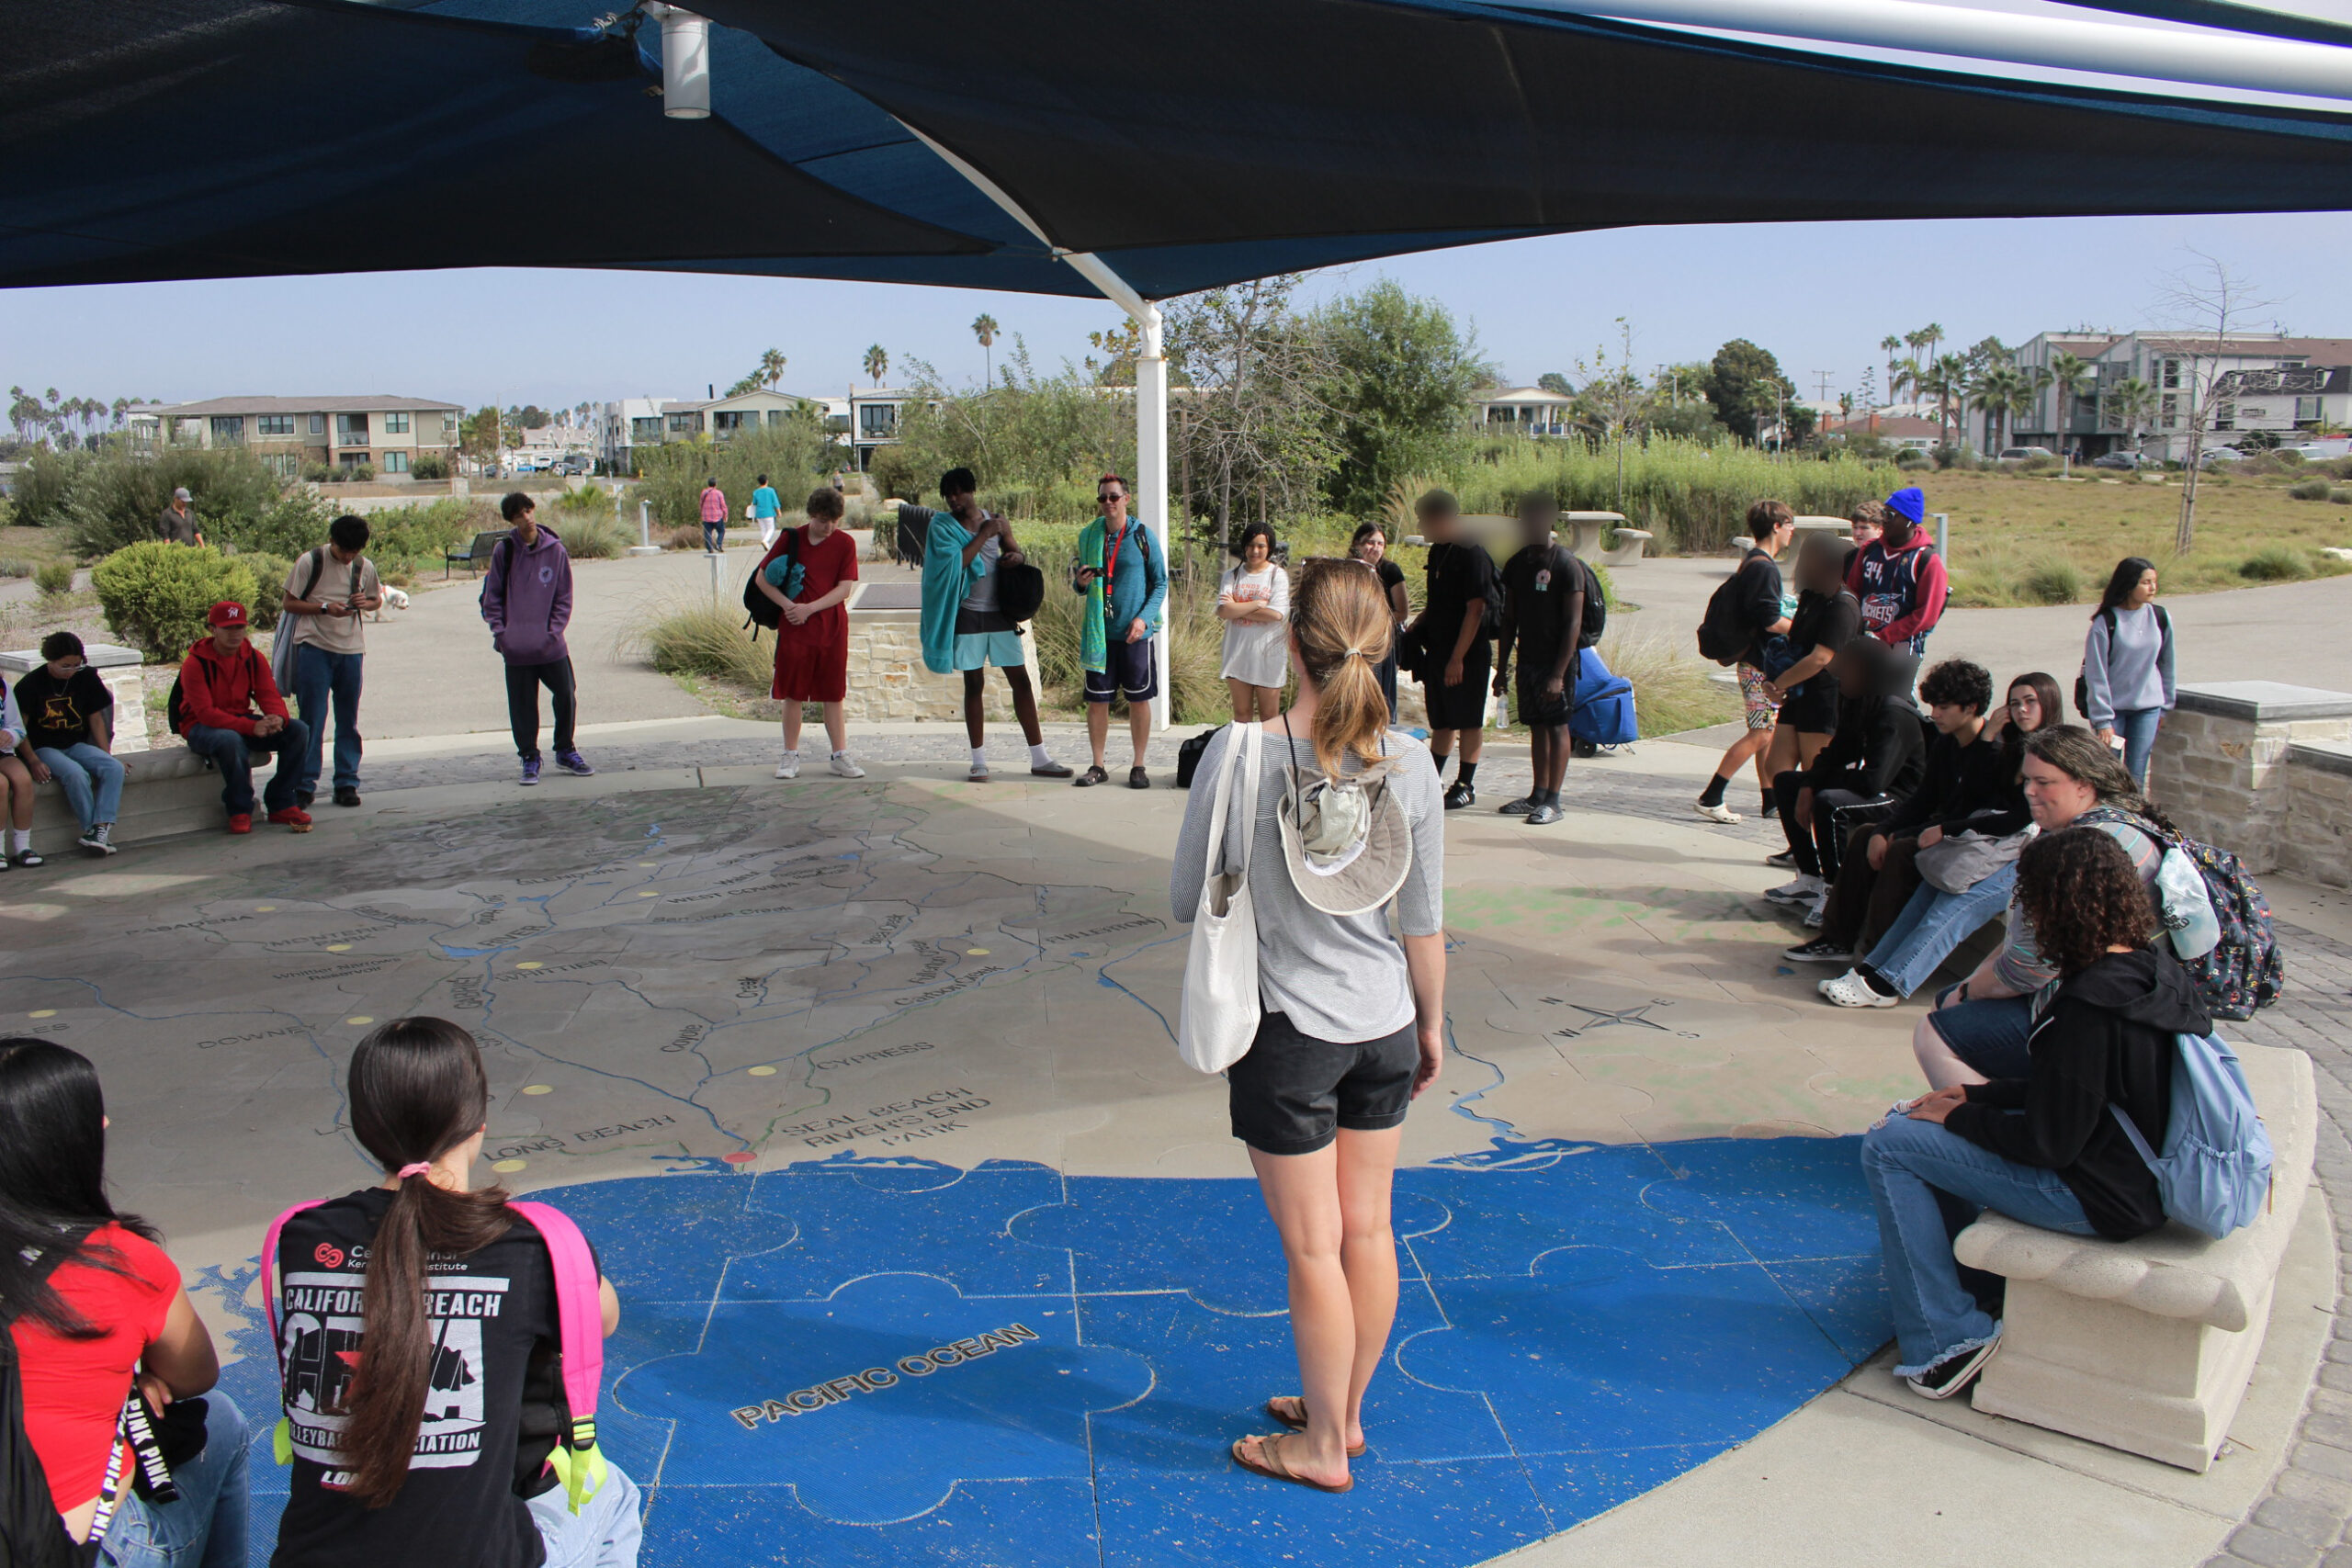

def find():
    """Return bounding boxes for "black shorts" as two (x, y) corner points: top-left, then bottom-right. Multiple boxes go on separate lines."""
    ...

(1422, 641), (1492, 731)
(1779, 679), (1838, 735)
(1516, 671), (1572, 729)
(1084, 635), (1159, 704)
(1227, 1011), (1418, 1156)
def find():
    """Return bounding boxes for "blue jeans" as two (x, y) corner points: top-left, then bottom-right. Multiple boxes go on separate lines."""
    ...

(1862, 866), (2016, 998)
(2112, 706), (2162, 788)
(183, 720), (310, 817)
(98, 1391), (248, 1568)
(526, 1462), (643, 1568)
(292, 644), (364, 794)
(1860, 1112), (2098, 1373)
(1926, 993), (2038, 1080)
(35, 743), (124, 833)
(702, 522), (726, 551)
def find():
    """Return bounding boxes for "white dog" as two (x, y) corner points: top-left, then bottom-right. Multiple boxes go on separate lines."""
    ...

(369, 585), (411, 622)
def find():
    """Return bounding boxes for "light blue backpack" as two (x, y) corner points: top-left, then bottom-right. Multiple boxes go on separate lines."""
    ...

(2108, 1032), (2273, 1241)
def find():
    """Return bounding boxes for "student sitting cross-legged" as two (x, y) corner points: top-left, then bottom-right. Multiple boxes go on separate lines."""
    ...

(1859, 827), (2208, 1401)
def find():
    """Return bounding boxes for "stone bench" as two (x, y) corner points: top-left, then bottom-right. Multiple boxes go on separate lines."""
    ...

(1952, 1040), (2318, 1472)
(28, 743), (288, 847)
(1594, 528), (1652, 568)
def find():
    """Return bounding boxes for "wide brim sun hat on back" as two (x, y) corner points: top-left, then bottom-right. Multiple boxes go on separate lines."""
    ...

(1276, 750), (1413, 918)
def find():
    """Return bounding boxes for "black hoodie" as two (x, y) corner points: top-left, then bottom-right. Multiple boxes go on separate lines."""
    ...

(1944, 946), (2211, 1239)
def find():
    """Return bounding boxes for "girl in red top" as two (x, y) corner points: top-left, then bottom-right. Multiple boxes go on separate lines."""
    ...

(760, 487), (865, 781)
(1, 1037), (246, 1565)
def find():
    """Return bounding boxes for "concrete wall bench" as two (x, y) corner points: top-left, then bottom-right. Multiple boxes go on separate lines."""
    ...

(27, 744), (287, 847)
(1952, 1040), (2318, 1472)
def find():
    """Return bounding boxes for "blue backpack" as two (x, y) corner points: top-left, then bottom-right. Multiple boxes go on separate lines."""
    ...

(1568, 647), (1637, 747)
(2108, 1032), (2273, 1241)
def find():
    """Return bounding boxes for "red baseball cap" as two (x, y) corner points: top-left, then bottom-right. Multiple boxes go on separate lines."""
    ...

(207, 601), (249, 628)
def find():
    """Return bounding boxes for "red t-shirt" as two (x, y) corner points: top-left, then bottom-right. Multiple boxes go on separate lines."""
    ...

(9, 1224), (180, 1510)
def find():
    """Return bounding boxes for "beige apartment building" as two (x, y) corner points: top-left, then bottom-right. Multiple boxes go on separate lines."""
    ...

(130, 395), (463, 479)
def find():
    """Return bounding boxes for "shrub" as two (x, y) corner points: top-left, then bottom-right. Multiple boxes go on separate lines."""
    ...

(8, 446), (91, 528)
(408, 452), (449, 481)
(0, 558), (30, 579)
(2290, 478), (2332, 501)
(554, 512), (631, 561)
(633, 601), (774, 690)
(637, 421), (831, 529)
(2022, 558), (2081, 604)
(235, 550), (292, 629)
(665, 524), (706, 550)
(1894, 448), (1933, 471)
(90, 542), (260, 661)
(556, 482), (612, 515)
(2241, 545), (2312, 581)
(2332, 488), (2352, 506)
(33, 559), (74, 597)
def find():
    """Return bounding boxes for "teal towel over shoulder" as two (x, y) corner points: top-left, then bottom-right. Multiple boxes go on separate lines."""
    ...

(919, 509), (985, 674)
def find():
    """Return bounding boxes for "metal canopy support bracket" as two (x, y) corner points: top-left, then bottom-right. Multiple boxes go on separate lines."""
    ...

(897, 120), (1173, 732)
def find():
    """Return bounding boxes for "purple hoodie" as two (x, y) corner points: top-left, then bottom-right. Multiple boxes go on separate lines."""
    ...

(480, 524), (573, 666)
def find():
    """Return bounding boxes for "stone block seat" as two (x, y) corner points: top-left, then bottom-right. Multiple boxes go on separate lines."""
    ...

(28, 742), (286, 846)
(1952, 1041), (2318, 1472)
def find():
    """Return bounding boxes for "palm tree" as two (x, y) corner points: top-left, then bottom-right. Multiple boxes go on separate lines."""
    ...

(863, 344), (888, 386)
(757, 347), (787, 389)
(971, 314), (1000, 385)
(2045, 350), (2094, 475)
(1970, 366), (2024, 452)
(1880, 335), (1905, 411)
(1918, 321), (1945, 368)
(2008, 368), (2048, 455)
(2108, 377), (2157, 455)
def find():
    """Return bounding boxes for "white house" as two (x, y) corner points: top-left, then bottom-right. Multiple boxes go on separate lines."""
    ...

(1475, 386), (1577, 436)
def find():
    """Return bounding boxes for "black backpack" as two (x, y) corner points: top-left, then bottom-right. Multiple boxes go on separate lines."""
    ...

(741, 529), (803, 641)
(1176, 726), (1225, 788)
(1564, 551), (1607, 648)
(996, 560), (1046, 625)
(2074, 603), (2171, 720)
(2, 1237), (96, 1568)
(1697, 549), (1770, 666)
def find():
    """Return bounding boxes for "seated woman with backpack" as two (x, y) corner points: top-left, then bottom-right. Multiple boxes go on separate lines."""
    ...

(1860, 827), (2206, 1399)
(3, 1037), (247, 1567)
(267, 1018), (639, 1568)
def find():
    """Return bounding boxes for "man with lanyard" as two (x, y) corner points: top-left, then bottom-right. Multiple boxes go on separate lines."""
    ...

(1846, 486), (1949, 690)
(1070, 473), (1166, 789)
(1492, 491), (1589, 826)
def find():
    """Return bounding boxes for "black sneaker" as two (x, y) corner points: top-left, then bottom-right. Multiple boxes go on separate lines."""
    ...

(1782, 936), (1854, 964)
(1906, 1337), (2000, 1400)
(334, 786), (362, 807)
(294, 790), (315, 810)
(1764, 849), (1797, 869)
(1442, 782), (1476, 811)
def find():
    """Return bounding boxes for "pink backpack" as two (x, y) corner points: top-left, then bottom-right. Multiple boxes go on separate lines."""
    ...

(261, 1198), (610, 1511)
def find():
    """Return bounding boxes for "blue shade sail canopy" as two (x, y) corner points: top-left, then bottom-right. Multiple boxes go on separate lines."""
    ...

(5, 0), (2350, 299)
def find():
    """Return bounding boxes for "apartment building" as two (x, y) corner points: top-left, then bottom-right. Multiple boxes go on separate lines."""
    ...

(130, 394), (461, 478)
(2006, 332), (2352, 460)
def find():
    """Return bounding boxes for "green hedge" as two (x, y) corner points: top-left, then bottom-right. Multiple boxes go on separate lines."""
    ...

(90, 542), (261, 662)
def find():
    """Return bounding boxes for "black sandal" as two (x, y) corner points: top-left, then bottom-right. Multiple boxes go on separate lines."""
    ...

(1127, 766), (1151, 789)
(1074, 764), (1110, 788)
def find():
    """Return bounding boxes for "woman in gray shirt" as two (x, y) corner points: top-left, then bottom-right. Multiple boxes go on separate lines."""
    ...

(1172, 558), (1446, 1495)
(2081, 556), (2176, 788)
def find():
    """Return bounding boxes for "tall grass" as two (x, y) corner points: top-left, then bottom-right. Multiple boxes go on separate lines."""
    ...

(628, 598), (775, 690)
(1593, 629), (1743, 737)
(555, 511), (634, 561)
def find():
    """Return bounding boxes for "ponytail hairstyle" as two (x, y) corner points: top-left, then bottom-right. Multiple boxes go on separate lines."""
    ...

(0, 1038), (157, 1337)
(339, 1018), (517, 1507)
(1290, 558), (1393, 774)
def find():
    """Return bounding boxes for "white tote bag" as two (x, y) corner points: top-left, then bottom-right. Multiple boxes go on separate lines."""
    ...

(1178, 721), (1263, 1073)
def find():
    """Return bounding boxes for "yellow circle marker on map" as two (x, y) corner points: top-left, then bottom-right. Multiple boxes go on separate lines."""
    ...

(748, 1066), (777, 1077)
(28, 1010), (56, 1019)
(967, 948), (990, 956)
(345, 1017), (373, 1026)
(637, 890), (660, 898)
(492, 1159), (527, 1173)
(638, 862), (657, 868)
(325, 943), (352, 953)
(521, 1084), (553, 1095)
(255, 906), (276, 913)
(514, 962), (543, 970)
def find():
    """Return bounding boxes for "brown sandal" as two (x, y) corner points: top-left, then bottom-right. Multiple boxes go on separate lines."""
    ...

(1231, 1430), (1352, 1494)
(1264, 1396), (1365, 1457)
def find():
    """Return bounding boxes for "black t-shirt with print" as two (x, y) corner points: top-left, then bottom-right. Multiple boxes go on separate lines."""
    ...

(1422, 541), (1498, 648)
(271, 1190), (593, 1568)
(13, 666), (111, 750)
(1500, 542), (1590, 666)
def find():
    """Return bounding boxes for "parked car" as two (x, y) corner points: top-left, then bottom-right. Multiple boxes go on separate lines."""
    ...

(1996, 446), (2055, 462)
(2091, 451), (2150, 470)
(2198, 446), (2247, 468)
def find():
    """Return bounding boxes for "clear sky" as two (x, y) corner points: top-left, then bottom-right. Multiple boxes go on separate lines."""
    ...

(5, 209), (2345, 416)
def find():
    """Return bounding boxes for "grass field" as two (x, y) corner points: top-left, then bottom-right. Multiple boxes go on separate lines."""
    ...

(1920, 470), (2352, 605)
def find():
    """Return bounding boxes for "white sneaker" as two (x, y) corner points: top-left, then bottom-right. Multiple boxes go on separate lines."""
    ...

(78, 823), (117, 856)
(1819, 968), (1900, 1009)
(1803, 896), (1827, 929)
(774, 751), (801, 780)
(1694, 801), (1742, 824)
(829, 752), (866, 779)
(1764, 874), (1824, 905)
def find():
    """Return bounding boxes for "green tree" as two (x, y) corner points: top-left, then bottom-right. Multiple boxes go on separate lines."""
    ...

(1702, 340), (1791, 446)
(884, 342), (1134, 518)
(863, 344), (889, 385)
(1166, 276), (1340, 539)
(1536, 372), (1574, 396)
(2046, 349), (2094, 474)
(1311, 278), (1490, 516)
(972, 314), (1001, 385)
(2108, 376), (2157, 454)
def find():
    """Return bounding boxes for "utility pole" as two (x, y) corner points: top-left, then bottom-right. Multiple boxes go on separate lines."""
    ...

(1813, 370), (1835, 404)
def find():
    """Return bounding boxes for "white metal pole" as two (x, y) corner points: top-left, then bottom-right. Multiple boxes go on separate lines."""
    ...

(1136, 304), (1171, 734)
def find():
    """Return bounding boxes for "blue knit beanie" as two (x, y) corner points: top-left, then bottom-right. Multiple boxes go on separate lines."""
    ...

(1884, 487), (1926, 525)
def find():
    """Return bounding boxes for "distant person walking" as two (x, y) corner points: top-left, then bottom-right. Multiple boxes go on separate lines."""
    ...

(481, 492), (593, 787)
(13, 632), (124, 856)
(280, 513), (381, 809)
(752, 472), (782, 550)
(157, 486), (204, 547)
(1694, 501), (1796, 823)
(175, 601), (312, 834)
(763, 487), (865, 781)
(699, 478), (728, 553)
(1071, 474), (1167, 789)
(1351, 523), (1408, 721)
(1408, 489), (1498, 810)
(2081, 556), (2175, 788)
(1847, 486), (1949, 684)
(931, 467), (1068, 782)
(1171, 560), (1445, 1495)
(1219, 522), (1291, 722)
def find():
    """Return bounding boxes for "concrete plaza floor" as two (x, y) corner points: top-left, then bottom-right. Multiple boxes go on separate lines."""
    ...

(1, 708), (2341, 1566)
